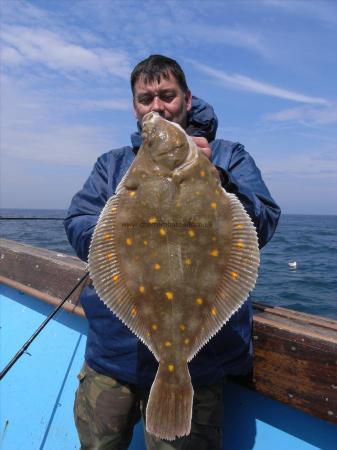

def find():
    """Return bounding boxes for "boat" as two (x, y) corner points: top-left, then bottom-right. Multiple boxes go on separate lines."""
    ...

(0, 238), (336, 449)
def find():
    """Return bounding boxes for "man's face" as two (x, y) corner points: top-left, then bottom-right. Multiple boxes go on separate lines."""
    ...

(133, 72), (192, 129)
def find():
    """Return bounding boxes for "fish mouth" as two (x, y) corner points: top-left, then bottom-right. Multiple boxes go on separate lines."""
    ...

(142, 111), (161, 127)
(141, 112), (160, 142)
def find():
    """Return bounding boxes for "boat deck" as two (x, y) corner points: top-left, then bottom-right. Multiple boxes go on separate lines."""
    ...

(1, 283), (336, 449)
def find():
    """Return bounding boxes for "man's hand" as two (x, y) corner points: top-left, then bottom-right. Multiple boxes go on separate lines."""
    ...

(191, 136), (212, 159)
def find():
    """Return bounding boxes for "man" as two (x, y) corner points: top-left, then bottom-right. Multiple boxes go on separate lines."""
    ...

(65, 55), (280, 449)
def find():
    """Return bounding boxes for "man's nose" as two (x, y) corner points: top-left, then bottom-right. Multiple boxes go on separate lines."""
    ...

(151, 95), (164, 112)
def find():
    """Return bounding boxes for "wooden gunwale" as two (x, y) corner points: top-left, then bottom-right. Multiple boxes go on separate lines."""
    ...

(253, 301), (337, 332)
(1, 238), (336, 426)
(0, 275), (85, 318)
(253, 314), (337, 344)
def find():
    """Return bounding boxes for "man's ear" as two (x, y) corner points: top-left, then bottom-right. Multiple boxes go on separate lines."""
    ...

(185, 90), (192, 112)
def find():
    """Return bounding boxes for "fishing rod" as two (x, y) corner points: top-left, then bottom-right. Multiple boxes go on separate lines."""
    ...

(0, 217), (65, 220)
(0, 271), (89, 381)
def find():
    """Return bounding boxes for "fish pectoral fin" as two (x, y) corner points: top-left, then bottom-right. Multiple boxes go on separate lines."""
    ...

(146, 362), (193, 441)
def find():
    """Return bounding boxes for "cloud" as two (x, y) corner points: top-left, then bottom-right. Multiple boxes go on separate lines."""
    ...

(264, 105), (337, 125)
(1, 75), (128, 166)
(1, 25), (131, 79)
(2, 0), (52, 26)
(190, 61), (328, 105)
(82, 99), (131, 112)
(3, 123), (113, 166)
(10, 0), (270, 60)
(260, 154), (337, 181)
(261, 0), (337, 26)
(1, 46), (25, 65)
(180, 22), (270, 58)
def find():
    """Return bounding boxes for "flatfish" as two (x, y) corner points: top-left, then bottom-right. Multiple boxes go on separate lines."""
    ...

(88, 112), (260, 440)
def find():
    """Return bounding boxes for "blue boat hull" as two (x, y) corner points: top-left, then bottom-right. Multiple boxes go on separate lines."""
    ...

(1, 284), (336, 449)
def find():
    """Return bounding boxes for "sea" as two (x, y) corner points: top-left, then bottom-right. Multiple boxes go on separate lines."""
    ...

(1, 209), (336, 320)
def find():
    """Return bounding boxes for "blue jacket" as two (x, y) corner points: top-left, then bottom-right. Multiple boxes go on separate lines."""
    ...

(64, 97), (280, 386)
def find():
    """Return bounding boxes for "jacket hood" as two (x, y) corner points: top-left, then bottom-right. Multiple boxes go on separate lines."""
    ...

(131, 96), (218, 149)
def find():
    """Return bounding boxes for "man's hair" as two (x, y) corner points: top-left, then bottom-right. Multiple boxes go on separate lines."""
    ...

(131, 55), (189, 94)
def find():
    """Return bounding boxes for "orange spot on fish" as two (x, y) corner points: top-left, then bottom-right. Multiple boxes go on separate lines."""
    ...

(236, 241), (245, 248)
(143, 240), (148, 246)
(154, 263), (161, 270)
(210, 249), (219, 257)
(235, 224), (244, 229)
(107, 253), (113, 261)
(210, 202), (217, 209)
(211, 307), (217, 316)
(184, 338), (190, 345)
(103, 233), (111, 240)
(159, 228), (167, 236)
(149, 217), (157, 224)
(200, 170), (205, 177)
(111, 207), (117, 212)
(231, 271), (238, 280)
(164, 341), (172, 347)
(196, 297), (204, 305)
(112, 275), (119, 282)
(131, 308), (137, 317)
(126, 238), (133, 246)
(165, 291), (174, 301)
(151, 324), (158, 331)
(167, 364), (175, 373)
(179, 324), (186, 331)
(129, 191), (136, 198)
(139, 285), (145, 294)
(184, 258), (192, 265)
(188, 229), (195, 237)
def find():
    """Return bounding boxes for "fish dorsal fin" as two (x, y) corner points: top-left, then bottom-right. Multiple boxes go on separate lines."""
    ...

(188, 190), (260, 361)
(88, 194), (159, 359)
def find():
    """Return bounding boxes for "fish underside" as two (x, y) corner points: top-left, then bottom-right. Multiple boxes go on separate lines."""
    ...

(88, 112), (260, 440)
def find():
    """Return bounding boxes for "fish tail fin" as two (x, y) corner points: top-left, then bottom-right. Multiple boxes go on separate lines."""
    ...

(146, 362), (193, 441)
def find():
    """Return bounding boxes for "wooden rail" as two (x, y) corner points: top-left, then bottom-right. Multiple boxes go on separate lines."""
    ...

(1, 238), (336, 425)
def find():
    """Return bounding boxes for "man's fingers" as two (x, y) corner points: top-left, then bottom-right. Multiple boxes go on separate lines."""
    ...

(191, 136), (212, 159)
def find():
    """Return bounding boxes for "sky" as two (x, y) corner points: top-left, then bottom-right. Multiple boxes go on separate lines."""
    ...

(1, 0), (336, 214)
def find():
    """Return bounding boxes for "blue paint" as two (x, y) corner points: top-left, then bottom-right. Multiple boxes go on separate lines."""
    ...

(222, 382), (337, 450)
(0, 284), (145, 450)
(1, 284), (336, 449)
(39, 333), (83, 449)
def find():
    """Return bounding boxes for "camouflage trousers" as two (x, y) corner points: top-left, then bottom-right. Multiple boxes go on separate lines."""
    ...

(74, 363), (225, 450)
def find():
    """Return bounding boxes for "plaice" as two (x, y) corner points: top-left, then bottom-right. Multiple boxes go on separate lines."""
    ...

(88, 111), (260, 440)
